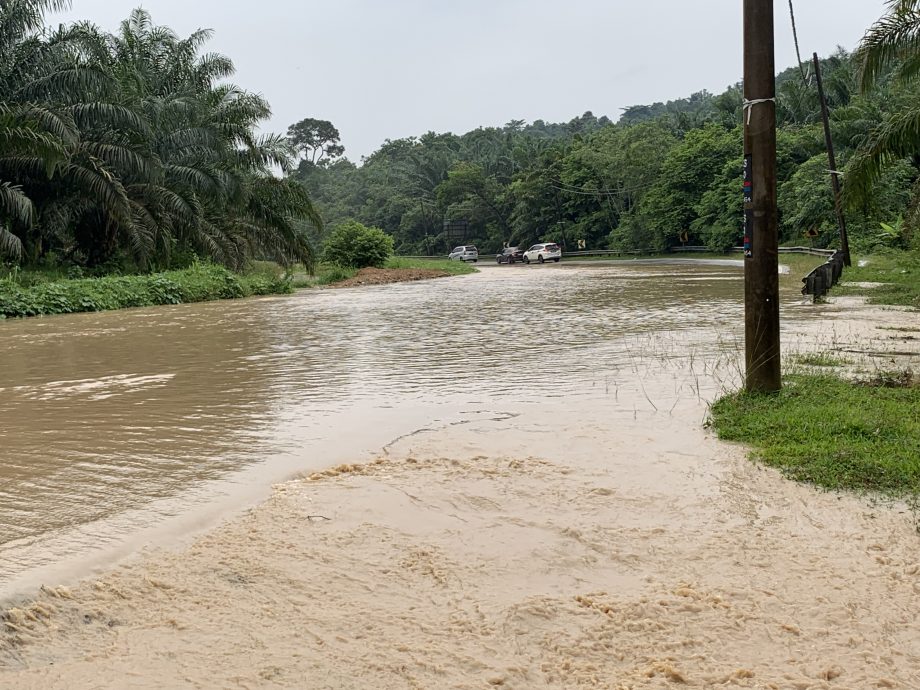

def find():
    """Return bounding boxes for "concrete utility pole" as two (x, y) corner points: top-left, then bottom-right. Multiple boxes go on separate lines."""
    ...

(743, 0), (781, 393)
(812, 52), (852, 267)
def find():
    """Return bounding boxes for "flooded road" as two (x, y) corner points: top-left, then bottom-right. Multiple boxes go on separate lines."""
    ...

(4, 261), (920, 688)
(0, 261), (755, 598)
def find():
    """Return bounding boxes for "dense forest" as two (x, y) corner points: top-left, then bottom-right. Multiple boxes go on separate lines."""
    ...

(292, 4), (920, 257)
(1, 0), (319, 272)
(4, 0), (920, 271)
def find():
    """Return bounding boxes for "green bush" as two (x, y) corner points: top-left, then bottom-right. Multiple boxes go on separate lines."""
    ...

(0, 263), (293, 319)
(323, 220), (394, 269)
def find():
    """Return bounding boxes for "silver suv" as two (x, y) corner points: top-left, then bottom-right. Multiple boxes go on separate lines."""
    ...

(448, 245), (479, 262)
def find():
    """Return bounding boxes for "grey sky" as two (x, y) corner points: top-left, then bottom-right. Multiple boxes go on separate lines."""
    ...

(55, 1), (887, 161)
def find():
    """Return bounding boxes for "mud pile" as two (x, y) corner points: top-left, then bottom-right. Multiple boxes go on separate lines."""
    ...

(328, 267), (450, 288)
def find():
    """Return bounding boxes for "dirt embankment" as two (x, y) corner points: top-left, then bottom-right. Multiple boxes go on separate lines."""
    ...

(328, 267), (450, 288)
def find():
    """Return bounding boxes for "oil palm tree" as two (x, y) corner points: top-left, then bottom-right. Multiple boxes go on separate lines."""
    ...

(2, 3), (320, 269)
(0, 0), (83, 258)
(847, 0), (920, 206)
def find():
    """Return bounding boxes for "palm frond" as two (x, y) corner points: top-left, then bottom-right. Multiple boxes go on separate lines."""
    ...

(17, 67), (109, 102)
(0, 223), (24, 260)
(81, 141), (154, 179)
(0, 181), (36, 230)
(843, 103), (920, 207)
(2, 102), (78, 146)
(69, 102), (149, 136)
(855, 0), (920, 90)
(61, 155), (132, 222)
(128, 182), (201, 224)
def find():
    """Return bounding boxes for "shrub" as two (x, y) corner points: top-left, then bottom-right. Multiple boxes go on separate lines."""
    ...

(323, 220), (394, 268)
(0, 263), (293, 319)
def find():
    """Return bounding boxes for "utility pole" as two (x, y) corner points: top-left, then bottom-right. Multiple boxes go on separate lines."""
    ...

(813, 52), (851, 267)
(743, 0), (781, 393)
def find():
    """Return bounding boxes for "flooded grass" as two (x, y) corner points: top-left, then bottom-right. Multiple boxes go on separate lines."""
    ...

(292, 257), (475, 288)
(834, 251), (920, 309)
(562, 251), (826, 272)
(291, 264), (358, 287)
(790, 352), (853, 367)
(710, 373), (920, 497)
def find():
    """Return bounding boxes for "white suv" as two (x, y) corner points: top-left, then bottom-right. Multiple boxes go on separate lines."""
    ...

(448, 245), (478, 262)
(523, 243), (562, 264)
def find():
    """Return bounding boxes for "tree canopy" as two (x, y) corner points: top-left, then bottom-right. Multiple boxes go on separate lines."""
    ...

(0, 1), (320, 271)
(291, 44), (920, 257)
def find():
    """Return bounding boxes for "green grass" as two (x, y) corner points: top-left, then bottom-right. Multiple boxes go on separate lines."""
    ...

(0, 255), (476, 316)
(556, 252), (675, 261)
(290, 256), (476, 288)
(386, 256), (477, 275)
(833, 251), (920, 309)
(0, 262), (293, 319)
(790, 352), (852, 368)
(559, 250), (826, 273)
(290, 264), (358, 288)
(710, 373), (920, 497)
(778, 253), (833, 277)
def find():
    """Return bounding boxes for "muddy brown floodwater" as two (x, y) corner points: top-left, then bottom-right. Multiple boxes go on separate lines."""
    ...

(2, 261), (920, 689)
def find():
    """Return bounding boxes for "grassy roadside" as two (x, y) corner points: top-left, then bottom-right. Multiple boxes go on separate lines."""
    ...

(0, 257), (477, 319)
(710, 372), (920, 498)
(386, 257), (478, 275)
(0, 262), (292, 319)
(832, 251), (920, 309)
(291, 257), (476, 288)
(711, 250), (920, 499)
(558, 251), (827, 273)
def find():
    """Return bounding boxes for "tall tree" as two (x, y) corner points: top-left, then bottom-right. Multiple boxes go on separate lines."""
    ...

(847, 0), (920, 214)
(0, 3), (321, 269)
(287, 118), (345, 166)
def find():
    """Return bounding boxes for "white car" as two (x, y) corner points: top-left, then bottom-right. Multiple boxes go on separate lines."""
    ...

(523, 243), (562, 264)
(448, 245), (479, 262)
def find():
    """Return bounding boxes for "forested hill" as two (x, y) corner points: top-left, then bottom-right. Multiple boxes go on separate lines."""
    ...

(292, 44), (915, 258)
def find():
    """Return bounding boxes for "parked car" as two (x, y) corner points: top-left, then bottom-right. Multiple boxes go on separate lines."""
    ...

(523, 243), (562, 264)
(448, 245), (479, 262)
(496, 247), (524, 264)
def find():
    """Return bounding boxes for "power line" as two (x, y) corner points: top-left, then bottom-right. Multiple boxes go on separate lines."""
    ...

(548, 179), (658, 196)
(788, 0), (810, 86)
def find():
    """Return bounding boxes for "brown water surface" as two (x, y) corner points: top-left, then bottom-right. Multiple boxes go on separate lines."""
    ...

(4, 262), (920, 688)
(1, 261), (781, 599)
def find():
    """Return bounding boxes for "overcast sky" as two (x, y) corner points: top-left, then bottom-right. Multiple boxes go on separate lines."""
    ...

(54, 1), (887, 161)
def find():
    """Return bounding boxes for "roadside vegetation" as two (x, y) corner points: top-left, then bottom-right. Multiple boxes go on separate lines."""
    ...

(292, 3), (920, 260)
(1, 1), (319, 276)
(0, 254), (478, 318)
(833, 250), (920, 309)
(713, 248), (920, 497)
(322, 221), (394, 269)
(710, 3), (920, 501)
(711, 372), (920, 498)
(0, 262), (292, 319)
(292, 256), (475, 289)
(4, 0), (920, 323)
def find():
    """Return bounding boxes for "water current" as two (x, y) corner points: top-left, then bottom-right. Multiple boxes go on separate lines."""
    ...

(0, 260), (802, 599)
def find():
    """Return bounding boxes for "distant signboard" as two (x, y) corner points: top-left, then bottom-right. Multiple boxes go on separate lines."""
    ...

(443, 220), (468, 242)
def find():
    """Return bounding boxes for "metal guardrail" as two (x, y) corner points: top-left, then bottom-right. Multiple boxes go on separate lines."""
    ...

(399, 246), (839, 260)
(400, 246), (847, 304)
(801, 250), (846, 302)
(675, 246), (837, 257)
(552, 249), (655, 257)
(776, 247), (838, 257)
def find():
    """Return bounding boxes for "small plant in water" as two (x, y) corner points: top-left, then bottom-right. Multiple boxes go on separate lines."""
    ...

(791, 352), (851, 368)
(863, 368), (916, 388)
